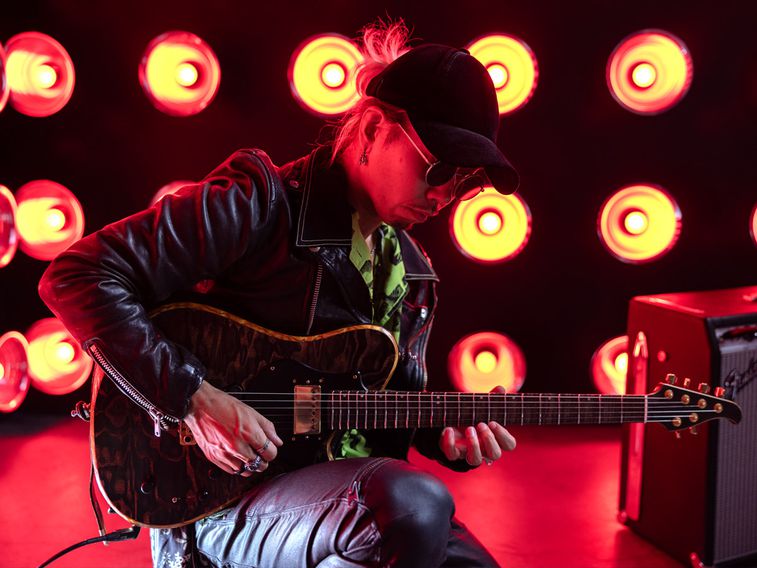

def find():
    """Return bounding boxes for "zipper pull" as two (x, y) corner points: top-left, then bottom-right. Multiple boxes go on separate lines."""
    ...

(148, 409), (163, 438)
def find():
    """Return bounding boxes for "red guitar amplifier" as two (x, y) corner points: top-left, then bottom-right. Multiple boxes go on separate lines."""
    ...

(620, 285), (757, 567)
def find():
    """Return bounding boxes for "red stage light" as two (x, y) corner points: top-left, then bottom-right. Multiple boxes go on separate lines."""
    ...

(0, 331), (29, 413)
(450, 187), (531, 263)
(26, 318), (92, 395)
(15, 180), (85, 261)
(0, 185), (19, 268)
(750, 203), (757, 248)
(467, 34), (538, 115)
(288, 34), (363, 116)
(139, 31), (221, 117)
(598, 184), (681, 263)
(591, 335), (629, 395)
(0, 43), (10, 112)
(4, 32), (75, 117)
(607, 30), (692, 115)
(150, 180), (194, 206)
(448, 332), (526, 394)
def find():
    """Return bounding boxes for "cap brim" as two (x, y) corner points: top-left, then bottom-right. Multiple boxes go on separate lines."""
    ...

(409, 118), (520, 194)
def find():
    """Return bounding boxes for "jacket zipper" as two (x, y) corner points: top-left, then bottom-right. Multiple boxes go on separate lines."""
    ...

(306, 262), (323, 334)
(88, 342), (180, 437)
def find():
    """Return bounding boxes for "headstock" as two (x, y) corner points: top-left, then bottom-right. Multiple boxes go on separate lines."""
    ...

(647, 374), (742, 433)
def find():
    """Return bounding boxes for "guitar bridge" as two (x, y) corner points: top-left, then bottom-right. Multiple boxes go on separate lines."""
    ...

(293, 385), (321, 435)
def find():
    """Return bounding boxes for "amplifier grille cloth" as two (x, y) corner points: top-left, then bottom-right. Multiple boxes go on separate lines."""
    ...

(714, 330), (757, 564)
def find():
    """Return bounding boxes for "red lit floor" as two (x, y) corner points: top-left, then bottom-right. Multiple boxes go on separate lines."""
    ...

(0, 415), (683, 568)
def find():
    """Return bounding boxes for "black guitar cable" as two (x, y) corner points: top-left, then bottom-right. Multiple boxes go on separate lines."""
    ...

(37, 525), (141, 568)
(38, 394), (142, 567)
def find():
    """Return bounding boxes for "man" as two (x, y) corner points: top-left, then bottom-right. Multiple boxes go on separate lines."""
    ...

(39, 22), (520, 568)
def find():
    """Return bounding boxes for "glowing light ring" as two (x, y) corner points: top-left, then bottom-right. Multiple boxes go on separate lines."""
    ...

(0, 185), (19, 268)
(750, 203), (757, 248)
(591, 335), (629, 395)
(5, 32), (76, 117)
(448, 331), (526, 394)
(598, 184), (681, 264)
(0, 43), (10, 112)
(451, 187), (531, 263)
(607, 30), (692, 115)
(15, 180), (85, 261)
(150, 180), (195, 206)
(467, 34), (538, 115)
(288, 34), (363, 117)
(0, 331), (30, 413)
(26, 318), (92, 395)
(139, 31), (221, 117)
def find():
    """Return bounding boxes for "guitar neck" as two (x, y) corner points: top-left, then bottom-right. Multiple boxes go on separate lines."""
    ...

(326, 391), (654, 430)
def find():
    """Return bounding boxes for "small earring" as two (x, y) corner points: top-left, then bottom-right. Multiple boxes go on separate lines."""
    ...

(359, 147), (369, 166)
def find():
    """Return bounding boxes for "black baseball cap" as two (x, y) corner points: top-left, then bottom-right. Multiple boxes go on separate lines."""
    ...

(366, 43), (520, 194)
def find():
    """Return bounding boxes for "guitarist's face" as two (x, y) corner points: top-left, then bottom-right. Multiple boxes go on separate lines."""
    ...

(358, 116), (458, 230)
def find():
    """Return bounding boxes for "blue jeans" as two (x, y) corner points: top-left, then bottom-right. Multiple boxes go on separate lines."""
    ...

(151, 457), (500, 567)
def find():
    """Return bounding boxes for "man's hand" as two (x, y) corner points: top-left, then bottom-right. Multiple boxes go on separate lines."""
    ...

(184, 381), (283, 477)
(439, 386), (516, 466)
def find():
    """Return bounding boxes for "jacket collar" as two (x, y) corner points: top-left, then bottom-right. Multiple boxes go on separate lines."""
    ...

(279, 145), (438, 281)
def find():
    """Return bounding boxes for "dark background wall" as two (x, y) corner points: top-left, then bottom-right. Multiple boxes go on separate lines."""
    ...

(2, 0), (755, 414)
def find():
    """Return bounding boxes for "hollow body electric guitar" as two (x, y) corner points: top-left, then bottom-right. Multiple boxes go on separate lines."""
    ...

(90, 303), (742, 528)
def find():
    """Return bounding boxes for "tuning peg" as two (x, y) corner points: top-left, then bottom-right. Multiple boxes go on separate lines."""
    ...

(697, 383), (711, 394)
(665, 374), (678, 385)
(682, 377), (691, 388)
(690, 426), (698, 435)
(674, 431), (682, 439)
(714, 386), (726, 398)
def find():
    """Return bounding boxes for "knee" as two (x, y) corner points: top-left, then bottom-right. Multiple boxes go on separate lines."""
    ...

(365, 461), (454, 536)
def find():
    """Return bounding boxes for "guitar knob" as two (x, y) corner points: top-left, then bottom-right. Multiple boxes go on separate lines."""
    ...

(697, 383), (710, 394)
(714, 386), (726, 398)
(665, 374), (678, 385)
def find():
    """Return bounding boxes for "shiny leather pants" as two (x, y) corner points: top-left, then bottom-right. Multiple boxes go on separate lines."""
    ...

(151, 457), (500, 568)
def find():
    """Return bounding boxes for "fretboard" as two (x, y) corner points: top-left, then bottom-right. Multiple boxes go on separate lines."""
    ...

(326, 391), (650, 430)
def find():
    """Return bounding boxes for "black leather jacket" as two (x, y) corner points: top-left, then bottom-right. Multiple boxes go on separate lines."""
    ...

(38, 144), (469, 470)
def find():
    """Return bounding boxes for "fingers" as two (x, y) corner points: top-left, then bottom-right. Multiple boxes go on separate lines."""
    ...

(440, 427), (459, 461)
(465, 426), (483, 466)
(489, 421), (517, 451)
(490, 385), (507, 394)
(477, 423), (502, 461)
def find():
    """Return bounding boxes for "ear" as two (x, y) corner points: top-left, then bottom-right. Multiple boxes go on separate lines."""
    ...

(357, 107), (386, 149)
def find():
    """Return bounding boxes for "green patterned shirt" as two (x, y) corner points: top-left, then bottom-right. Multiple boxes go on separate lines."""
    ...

(338, 212), (409, 458)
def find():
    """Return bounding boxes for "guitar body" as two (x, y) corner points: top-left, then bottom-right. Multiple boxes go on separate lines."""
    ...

(91, 303), (399, 528)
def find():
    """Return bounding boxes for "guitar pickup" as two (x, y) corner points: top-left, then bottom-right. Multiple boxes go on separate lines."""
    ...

(293, 385), (321, 435)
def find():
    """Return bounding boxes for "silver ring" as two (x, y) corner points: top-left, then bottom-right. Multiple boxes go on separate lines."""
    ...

(243, 454), (264, 473)
(256, 439), (270, 454)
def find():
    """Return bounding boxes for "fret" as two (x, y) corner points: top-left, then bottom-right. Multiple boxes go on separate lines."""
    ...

(442, 392), (448, 426)
(394, 392), (398, 429)
(430, 393), (435, 428)
(487, 394), (491, 423)
(405, 393), (409, 428)
(577, 394), (581, 425)
(338, 392), (343, 429)
(373, 392), (377, 430)
(330, 391), (334, 430)
(520, 393), (525, 425)
(503, 393), (507, 425)
(620, 396), (623, 424)
(457, 392), (461, 427)
(472, 394), (476, 425)
(598, 395), (601, 425)
(538, 393), (542, 425)
(583, 395), (600, 424)
(417, 391), (421, 428)
(363, 392), (368, 430)
(557, 393), (561, 425)
(384, 393), (389, 428)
